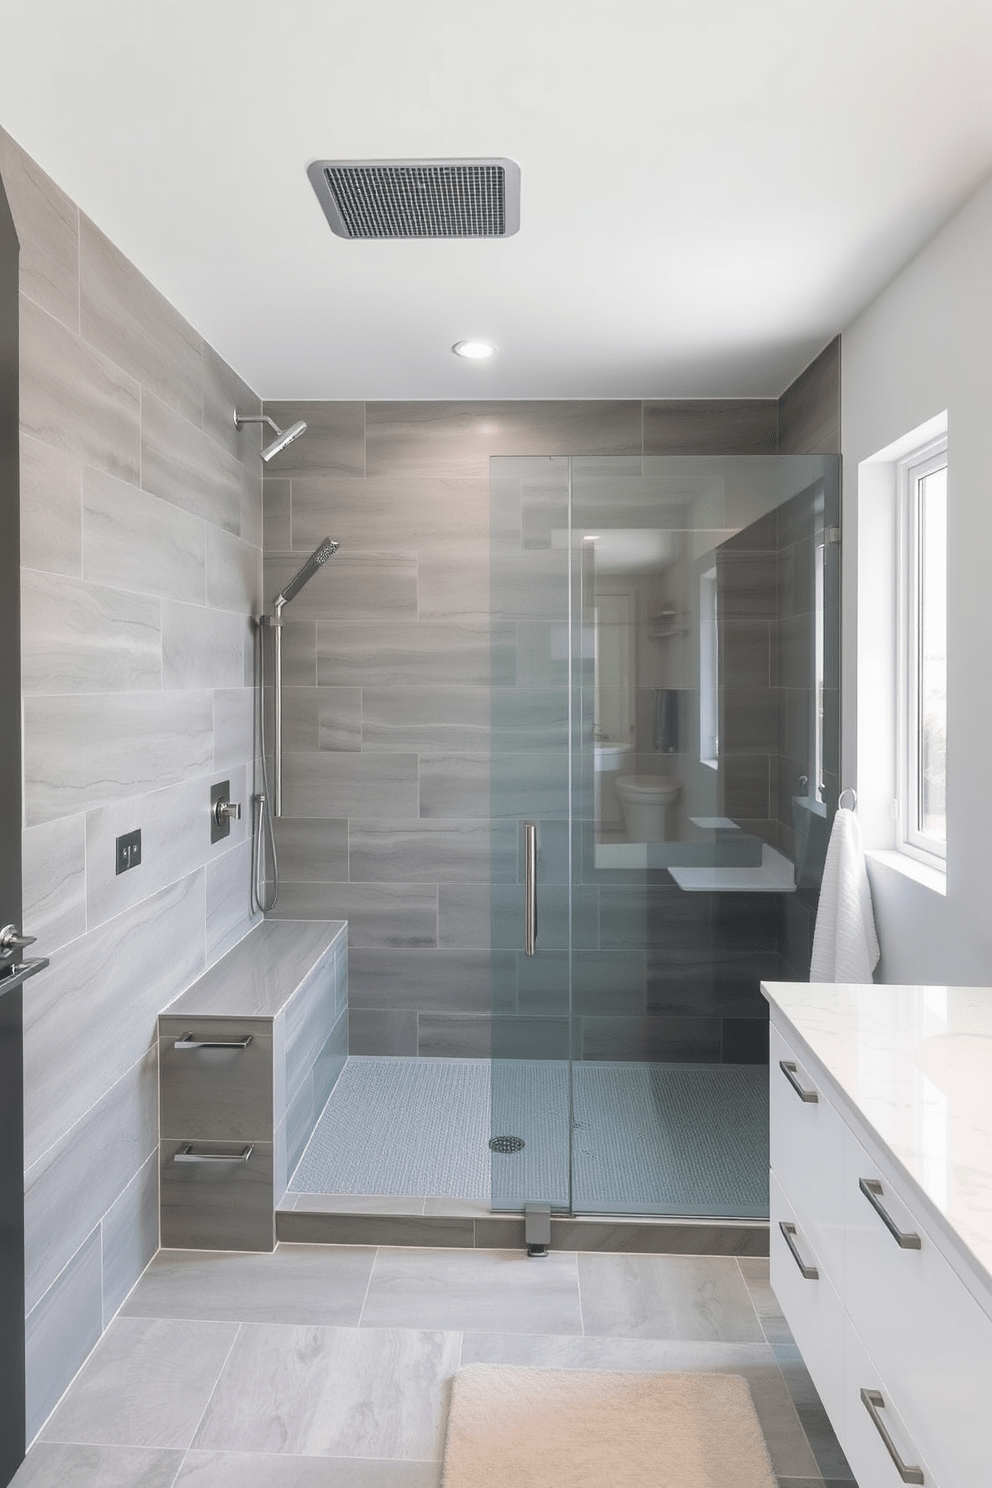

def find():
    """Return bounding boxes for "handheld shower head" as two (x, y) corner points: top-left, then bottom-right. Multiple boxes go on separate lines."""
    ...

(274, 536), (339, 609)
(234, 412), (308, 463)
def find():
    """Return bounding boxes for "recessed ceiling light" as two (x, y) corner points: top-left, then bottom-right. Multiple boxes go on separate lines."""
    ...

(452, 340), (496, 360)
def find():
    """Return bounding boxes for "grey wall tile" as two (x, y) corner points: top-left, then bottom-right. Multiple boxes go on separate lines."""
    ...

(202, 343), (260, 463)
(142, 390), (247, 537)
(205, 526), (261, 614)
(282, 752), (418, 818)
(23, 872), (205, 1167)
(25, 1228), (103, 1443)
(644, 400), (777, 455)
(24, 691), (213, 824)
(271, 817), (348, 881)
(0, 126), (79, 330)
(24, 1045), (158, 1310)
(80, 215), (202, 424)
(418, 1014), (491, 1057)
(272, 619), (316, 687)
(82, 465), (206, 604)
(101, 1152), (159, 1325)
(312, 1012), (348, 1113)
(20, 296), (141, 483)
(291, 474), (488, 553)
(280, 687), (362, 752)
(777, 338), (841, 455)
(579, 1015), (723, 1062)
(261, 401), (366, 477)
(438, 883), (490, 948)
(162, 602), (248, 690)
(318, 620), (512, 687)
(160, 1139), (275, 1252)
(349, 949), (489, 1011)
(22, 814), (87, 954)
(265, 549), (417, 622)
(262, 478), (292, 549)
(285, 1078), (316, 1178)
(21, 570), (161, 694)
(349, 820), (493, 884)
(418, 752), (491, 818)
(205, 837), (259, 966)
(418, 543), (489, 621)
(20, 433), (81, 577)
(271, 883), (437, 949)
(366, 401), (641, 478)
(348, 1009), (418, 1056)
(213, 689), (254, 770)
(362, 686), (488, 753)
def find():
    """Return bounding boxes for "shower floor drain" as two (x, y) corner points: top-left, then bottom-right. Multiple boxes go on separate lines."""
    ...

(489, 1135), (525, 1154)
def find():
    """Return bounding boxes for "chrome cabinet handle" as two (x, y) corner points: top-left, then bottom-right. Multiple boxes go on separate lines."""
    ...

(859, 1178), (922, 1249)
(524, 821), (538, 957)
(174, 1144), (254, 1164)
(860, 1388), (925, 1483)
(778, 1221), (819, 1279)
(174, 1032), (253, 1050)
(779, 1059), (818, 1102)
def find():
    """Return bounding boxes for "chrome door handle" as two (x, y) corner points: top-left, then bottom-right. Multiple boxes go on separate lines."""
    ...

(860, 1389), (925, 1483)
(779, 1059), (818, 1102)
(778, 1221), (819, 1279)
(524, 821), (538, 957)
(859, 1178), (922, 1249)
(0, 923), (37, 954)
(174, 1144), (254, 1163)
(174, 1033), (253, 1050)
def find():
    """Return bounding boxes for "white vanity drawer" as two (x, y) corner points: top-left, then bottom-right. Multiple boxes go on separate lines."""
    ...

(769, 1023), (847, 1283)
(769, 1171), (845, 1427)
(842, 1124), (992, 1488)
(842, 1315), (940, 1488)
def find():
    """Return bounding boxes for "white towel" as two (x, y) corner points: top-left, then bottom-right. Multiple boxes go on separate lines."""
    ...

(809, 807), (880, 983)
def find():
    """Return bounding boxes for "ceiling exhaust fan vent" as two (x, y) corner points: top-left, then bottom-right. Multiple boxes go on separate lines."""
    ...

(307, 158), (520, 240)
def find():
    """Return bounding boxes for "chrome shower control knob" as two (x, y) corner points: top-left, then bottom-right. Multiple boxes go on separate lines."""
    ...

(213, 799), (242, 826)
(0, 924), (36, 954)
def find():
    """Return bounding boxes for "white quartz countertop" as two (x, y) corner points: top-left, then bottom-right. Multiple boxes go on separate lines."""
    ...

(762, 979), (992, 1306)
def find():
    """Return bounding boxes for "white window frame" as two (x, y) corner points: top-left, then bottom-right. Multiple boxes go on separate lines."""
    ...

(896, 436), (947, 869)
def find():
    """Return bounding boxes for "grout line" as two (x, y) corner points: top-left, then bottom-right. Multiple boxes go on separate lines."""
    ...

(574, 1250), (586, 1337)
(184, 1320), (244, 1452)
(356, 1247), (378, 1329)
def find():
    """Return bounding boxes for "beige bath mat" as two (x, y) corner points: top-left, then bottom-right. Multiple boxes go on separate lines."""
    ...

(441, 1365), (776, 1488)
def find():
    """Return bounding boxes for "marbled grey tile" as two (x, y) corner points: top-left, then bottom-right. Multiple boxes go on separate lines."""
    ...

(25, 1227), (103, 1443)
(213, 688), (254, 769)
(101, 1151), (159, 1326)
(194, 1323), (456, 1459)
(205, 837), (259, 966)
(202, 342), (259, 464)
(487, 751), (569, 820)
(362, 1246), (581, 1335)
(41, 1316), (239, 1450)
(142, 389), (247, 537)
(280, 687), (362, 751)
(270, 883), (437, 949)
(282, 752), (418, 818)
(579, 1014), (722, 1062)
(417, 543), (489, 621)
(348, 1009), (418, 1057)
(123, 1245), (374, 1327)
(22, 813), (87, 955)
(24, 1042), (158, 1310)
(417, 1014), (491, 1057)
(266, 619), (316, 686)
(277, 1213), (476, 1248)
(313, 1011), (348, 1111)
(549, 1219), (769, 1256)
(349, 820), (493, 884)
(366, 401), (641, 479)
(349, 949), (489, 1011)
(293, 1195), (428, 1215)
(317, 620), (512, 688)
(22, 570), (161, 694)
(261, 401), (365, 477)
(176, 1450), (441, 1487)
(270, 816), (348, 881)
(0, 126), (79, 331)
(291, 476), (488, 556)
(82, 465), (206, 604)
(284, 967), (341, 1102)
(162, 601), (248, 690)
(362, 686), (488, 753)
(24, 691), (213, 825)
(265, 550), (417, 622)
(577, 1253), (765, 1342)
(437, 883), (490, 948)
(160, 1138), (274, 1252)
(643, 400), (778, 455)
(777, 338), (841, 456)
(20, 433), (82, 577)
(263, 478), (292, 549)
(240, 464), (264, 550)
(159, 1030), (272, 1143)
(206, 525), (261, 614)
(9, 1443), (183, 1488)
(23, 872), (205, 1167)
(80, 214), (202, 423)
(20, 296), (140, 484)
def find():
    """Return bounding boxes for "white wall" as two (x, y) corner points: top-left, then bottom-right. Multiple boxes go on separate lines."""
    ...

(843, 170), (992, 984)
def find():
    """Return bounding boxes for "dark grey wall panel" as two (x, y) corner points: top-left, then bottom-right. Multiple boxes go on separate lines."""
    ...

(644, 399), (777, 455)
(777, 337), (841, 455)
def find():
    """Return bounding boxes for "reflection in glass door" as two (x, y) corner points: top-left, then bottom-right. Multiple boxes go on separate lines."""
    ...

(490, 454), (841, 1217)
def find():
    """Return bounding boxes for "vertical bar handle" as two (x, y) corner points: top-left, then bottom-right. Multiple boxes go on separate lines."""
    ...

(524, 821), (538, 957)
(860, 1389), (925, 1483)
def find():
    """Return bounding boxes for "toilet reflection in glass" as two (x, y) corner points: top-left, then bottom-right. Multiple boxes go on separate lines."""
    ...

(615, 773), (682, 841)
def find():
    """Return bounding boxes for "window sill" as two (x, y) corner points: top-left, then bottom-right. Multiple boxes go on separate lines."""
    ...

(865, 848), (947, 898)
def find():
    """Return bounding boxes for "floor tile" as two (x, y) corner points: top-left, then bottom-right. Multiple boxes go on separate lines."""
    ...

(9, 1443), (182, 1488)
(121, 1245), (376, 1326)
(193, 1324), (459, 1460)
(739, 1256), (796, 1345)
(176, 1451), (441, 1486)
(40, 1317), (238, 1450)
(578, 1253), (766, 1342)
(360, 1246), (582, 1335)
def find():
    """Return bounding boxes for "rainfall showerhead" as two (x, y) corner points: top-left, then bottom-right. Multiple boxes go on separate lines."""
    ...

(234, 412), (308, 462)
(274, 536), (339, 609)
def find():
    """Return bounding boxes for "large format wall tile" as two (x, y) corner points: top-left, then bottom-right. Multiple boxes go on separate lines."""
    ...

(101, 1152), (159, 1326)
(21, 570), (162, 694)
(281, 752), (418, 818)
(202, 342), (260, 464)
(21, 814), (87, 954)
(348, 820), (493, 884)
(317, 621), (511, 687)
(25, 1228), (103, 1442)
(142, 390), (248, 537)
(162, 602), (248, 691)
(261, 402), (366, 478)
(777, 338), (841, 455)
(0, 126), (79, 331)
(291, 474), (488, 553)
(271, 817), (349, 881)
(82, 466), (207, 604)
(20, 433), (82, 578)
(270, 883), (437, 949)
(279, 687), (362, 752)
(643, 400), (777, 455)
(264, 550), (417, 622)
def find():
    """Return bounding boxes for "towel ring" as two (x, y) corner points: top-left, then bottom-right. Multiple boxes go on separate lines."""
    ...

(838, 787), (857, 811)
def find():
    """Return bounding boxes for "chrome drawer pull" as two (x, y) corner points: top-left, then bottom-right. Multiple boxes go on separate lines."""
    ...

(174, 1032), (253, 1050)
(860, 1388), (925, 1483)
(778, 1221), (819, 1279)
(779, 1059), (818, 1102)
(174, 1144), (254, 1164)
(859, 1178), (922, 1249)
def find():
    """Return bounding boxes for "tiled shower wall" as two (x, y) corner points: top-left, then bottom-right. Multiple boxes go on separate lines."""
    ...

(1, 127), (263, 1436)
(264, 365), (838, 1058)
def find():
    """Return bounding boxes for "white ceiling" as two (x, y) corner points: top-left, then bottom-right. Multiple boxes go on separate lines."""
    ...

(2, 0), (991, 401)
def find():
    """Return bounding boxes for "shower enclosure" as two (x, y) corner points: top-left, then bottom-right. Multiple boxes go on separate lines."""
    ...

(488, 454), (840, 1219)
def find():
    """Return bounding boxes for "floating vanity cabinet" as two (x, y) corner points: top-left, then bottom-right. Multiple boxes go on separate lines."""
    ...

(764, 982), (992, 1488)
(158, 919), (347, 1251)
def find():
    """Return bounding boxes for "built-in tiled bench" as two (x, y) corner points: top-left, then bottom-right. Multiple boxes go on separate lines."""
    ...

(158, 919), (347, 1251)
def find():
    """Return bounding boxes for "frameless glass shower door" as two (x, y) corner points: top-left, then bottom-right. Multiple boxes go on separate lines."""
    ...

(490, 453), (841, 1218)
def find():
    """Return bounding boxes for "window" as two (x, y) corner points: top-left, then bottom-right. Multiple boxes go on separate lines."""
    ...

(898, 438), (947, 865)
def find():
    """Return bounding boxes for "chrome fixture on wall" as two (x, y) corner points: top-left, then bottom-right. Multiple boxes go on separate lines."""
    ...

(234, 411), (308, 462)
